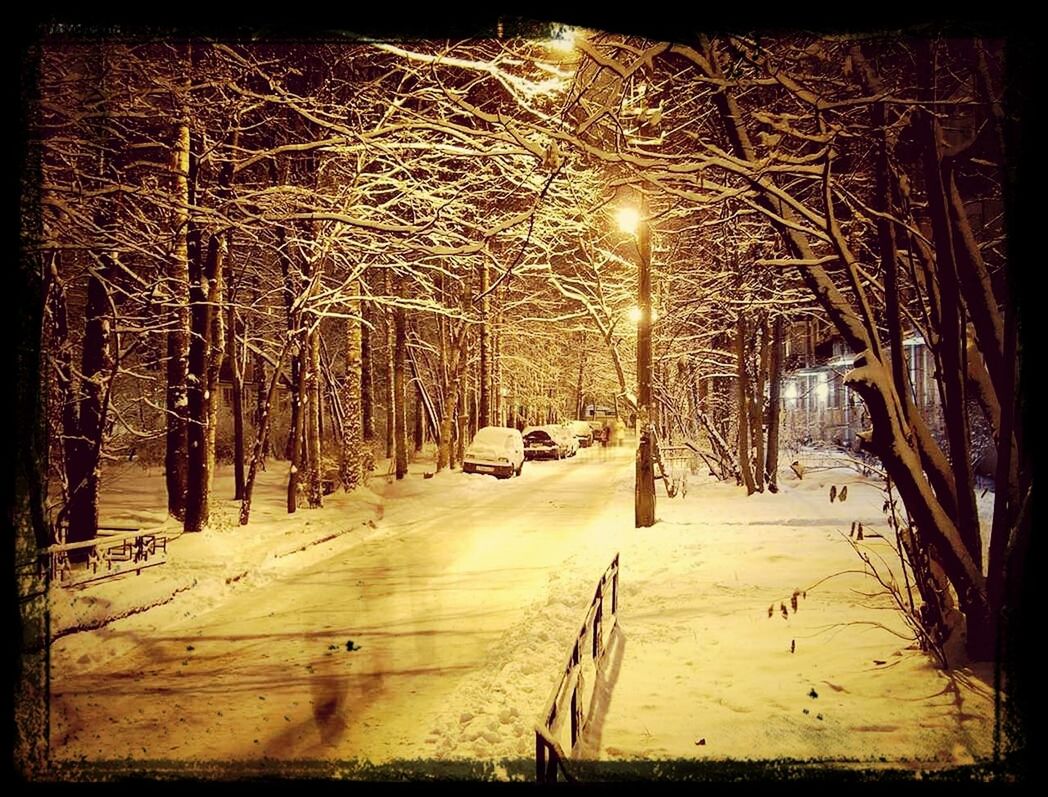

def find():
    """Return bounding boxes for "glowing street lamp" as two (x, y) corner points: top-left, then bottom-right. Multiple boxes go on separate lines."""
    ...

(627, 305), (658, 325)
(616, 206), (641, 237)
(548, 27), (576, 54)
(618, 198), (656, 528)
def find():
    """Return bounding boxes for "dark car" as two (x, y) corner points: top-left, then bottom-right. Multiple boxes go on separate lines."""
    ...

(523, 427), (561, 460)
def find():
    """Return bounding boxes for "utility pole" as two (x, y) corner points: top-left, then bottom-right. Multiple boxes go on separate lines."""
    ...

(635, 195), (656, 528)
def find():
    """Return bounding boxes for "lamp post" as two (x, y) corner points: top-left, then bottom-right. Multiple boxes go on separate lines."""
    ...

(617, 200), (656, 528)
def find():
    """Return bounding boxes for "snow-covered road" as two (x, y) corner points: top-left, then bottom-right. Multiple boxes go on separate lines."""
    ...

(50, 444), (634, 763)
(49, 442), (998, 775)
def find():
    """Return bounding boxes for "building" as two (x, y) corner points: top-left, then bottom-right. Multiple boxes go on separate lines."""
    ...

(780, 321), (944, 449)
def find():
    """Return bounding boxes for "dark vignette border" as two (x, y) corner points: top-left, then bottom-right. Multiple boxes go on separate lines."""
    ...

(10, 6), (1036, 787)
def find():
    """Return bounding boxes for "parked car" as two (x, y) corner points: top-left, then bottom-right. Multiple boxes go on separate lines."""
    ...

(463, 426), (525, 478)
(523, 426), (561, 460)
(569, 420), (594, 447)
(588, 421), (608, 444)
(552, 424), (579, 457)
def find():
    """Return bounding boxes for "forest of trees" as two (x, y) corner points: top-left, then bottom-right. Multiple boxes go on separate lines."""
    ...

(15, 23), (1032, 723)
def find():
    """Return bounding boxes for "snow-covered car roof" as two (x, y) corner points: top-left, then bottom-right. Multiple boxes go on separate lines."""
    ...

(473, 426), (521, 444)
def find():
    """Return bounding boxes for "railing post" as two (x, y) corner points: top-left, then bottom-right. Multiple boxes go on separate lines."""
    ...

(592, 583), (603, 660)
(536, 731), (545, 783)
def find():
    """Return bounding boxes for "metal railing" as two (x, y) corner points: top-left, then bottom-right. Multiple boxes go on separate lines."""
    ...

(41, 526), (168, 587)
(535, 553), (619, 783)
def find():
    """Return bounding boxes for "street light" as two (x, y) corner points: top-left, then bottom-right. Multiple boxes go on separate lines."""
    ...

(618, 198), (656, 528)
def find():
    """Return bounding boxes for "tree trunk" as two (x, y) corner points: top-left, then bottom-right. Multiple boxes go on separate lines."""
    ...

(165, 115), (190, 522)
(228, 305), (245, 500)
(185, 121), (233, 532)
(240, 341), (290, 525)
(65, 259), (111, 558)
(478, 262), (492, 427)
(736, 317), (756, 495)
(456, 377), (468, 467)
(361, 299), (375, 444)
(436, 327), (469, 472)
(492, 323), (503, 426)
(287, 334), (307, 514)
(205, 235), (226, 499)
(916, 40), (983, 573)
(393, 307), (408, 479)
(384, 281), (395, 461)
(765, 316), (783, 492)
(253, 350), (270, 469)
(414, 385), (424, 453)
(305, 321), (323, 507)
(576, 343), (587, 421)
(340, 288), (364, 491)
(183, 229), (218, 532)
(751, 316), (768, 493)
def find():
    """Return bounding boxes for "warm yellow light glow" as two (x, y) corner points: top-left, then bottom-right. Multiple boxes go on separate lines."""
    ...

(626, 306), (658, 324)
(549, 32), (575, 53)
(616, 206), (641, 236)
(816, 372), (830, 403)
(547, 23), (577, 53)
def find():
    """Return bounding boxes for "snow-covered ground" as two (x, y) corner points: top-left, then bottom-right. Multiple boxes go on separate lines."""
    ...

(47, 441), (999, 778)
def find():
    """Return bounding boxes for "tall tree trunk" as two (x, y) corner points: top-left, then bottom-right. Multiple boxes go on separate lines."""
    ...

(341, 288), (364, 490)
(492, 323), (502, 426)
(286, 353), (301, 461)
(287, 333), (307, 514)
(414, 386), (424, 453)
(253, 350), (269, 469)
(456, 377), (468, 467)
(576, 338), (587, 420)
(228, 304), (245, 500)
(240, 341), (290, 525)
(205, 236), (226, 500)
(393, 307), (408, 479)
(736, 317), (756, 495)
(65, 257), (111, 558)
(765, 315), (783, 492)
(436, 327), (469, 472)
(751, 316), (768, 493)
(384, 276), (395, 460)
(478, 262), (492, 427)
(916, 39), (983, 575)
(361, 299), (375, 444)
(185, 123), (233, 532)
(304, 320), (323, 508)
(165, 111), (190, 521)
(184, 229), (218, 532)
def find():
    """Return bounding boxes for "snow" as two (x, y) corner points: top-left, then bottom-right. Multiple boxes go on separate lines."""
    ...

(48, 442), (998, 776)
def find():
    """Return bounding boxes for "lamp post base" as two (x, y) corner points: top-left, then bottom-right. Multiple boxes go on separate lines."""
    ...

(635, 427), (656, 527)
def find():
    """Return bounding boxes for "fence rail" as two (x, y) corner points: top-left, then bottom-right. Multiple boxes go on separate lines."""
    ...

(41, 527), (168, 586)
(535, 553), (619, 783)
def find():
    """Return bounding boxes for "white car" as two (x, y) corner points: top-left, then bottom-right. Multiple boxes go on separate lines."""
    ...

(569, 420), (594, 448)
(551, 424), (578, 457)
(463, 426), (525, 478)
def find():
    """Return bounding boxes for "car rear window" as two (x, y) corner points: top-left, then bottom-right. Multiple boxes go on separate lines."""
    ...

(524, 431), (553, 443)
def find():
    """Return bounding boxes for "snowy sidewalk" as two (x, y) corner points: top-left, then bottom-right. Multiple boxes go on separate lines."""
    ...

(581, 469), (997, 768)
(50, 460), (390, 671)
